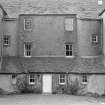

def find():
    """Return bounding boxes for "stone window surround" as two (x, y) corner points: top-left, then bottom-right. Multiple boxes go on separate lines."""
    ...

(91, 34), (98, 43)
(3, 35), (10, 46)
(24, 18), (32, 31)
(65, 43), (74, 57)
(59, 74), (66, 85)
(29, 74), (35, 85)
(24, 42), (32, 57)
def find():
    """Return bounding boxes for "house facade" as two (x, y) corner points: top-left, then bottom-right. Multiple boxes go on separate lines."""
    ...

(0, 0), (105, 95)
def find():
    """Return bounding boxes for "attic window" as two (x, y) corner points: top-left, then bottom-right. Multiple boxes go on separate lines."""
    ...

(98, 0), (102, 5)
(24, 18), (32, 31)
(65, 18), (73, 31)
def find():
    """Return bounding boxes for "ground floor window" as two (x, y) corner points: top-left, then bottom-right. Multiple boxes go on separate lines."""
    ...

(59, 74), (66, 85)
(11, 74), (17, 84)
(82, 74), (87, 83)
(29, 74), (35, 85)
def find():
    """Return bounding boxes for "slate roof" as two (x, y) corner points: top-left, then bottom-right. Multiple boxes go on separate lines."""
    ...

(1, 56), (105, 74)
(1, 56), (24, 73)
(73, 57), (105, 73)
(0, 0), (105, 18)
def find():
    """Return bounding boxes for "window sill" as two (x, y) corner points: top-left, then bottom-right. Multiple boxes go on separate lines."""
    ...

(65, 56), (75, 58)
(29, 83), (35, 85)
(92, 41), (98, 44)
(59, 83), (66, 85)
(24, 56), (32, 58)
(24, 29), (32, 32)
(81, 82), (88, 85)
(3, 44), (9, 47)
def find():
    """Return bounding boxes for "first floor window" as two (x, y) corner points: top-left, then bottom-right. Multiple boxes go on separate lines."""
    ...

(66, 44), (73, 57)
(92, 34), (98, 43)
(3, 35), (10, 46)
(82, 74), (87, 83)
(29, 74), (35, 85)
(59, 74), (66, 85)
(24, 42), (32, 57)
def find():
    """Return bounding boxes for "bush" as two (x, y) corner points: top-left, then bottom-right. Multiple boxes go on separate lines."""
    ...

(16, 76), (29, 93)
(16, 76), (41, 94)
(0, 88), (7, 95)
(66, 79), (81, 95)
(87, 92), (100, 97)
(56, 85), (67, 94)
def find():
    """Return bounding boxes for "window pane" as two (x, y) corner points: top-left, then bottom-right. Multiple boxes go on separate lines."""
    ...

(69, 44), (72, 50)
(66, 45), (69, 50)
(70, 51), (72, 56)
(66, 51), (70, 56)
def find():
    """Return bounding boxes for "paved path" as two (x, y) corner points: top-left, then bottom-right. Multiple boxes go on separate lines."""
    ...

(0, 94), (104, 105)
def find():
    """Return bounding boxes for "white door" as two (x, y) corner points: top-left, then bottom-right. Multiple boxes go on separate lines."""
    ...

(43, 74), (52, 93)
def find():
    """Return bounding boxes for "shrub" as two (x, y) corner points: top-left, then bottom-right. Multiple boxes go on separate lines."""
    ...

(16, 76), (40, 94)
(56, 85), (67, 94)
(0, 88), (7, 95)
(66, 79), (81, 95)
(16, 76), (28, 93)
(87, 92), (100, 97)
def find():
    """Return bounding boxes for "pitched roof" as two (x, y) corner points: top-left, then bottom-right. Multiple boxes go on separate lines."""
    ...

(22, 57), (77, 73)
(1, 56), (105, 74)
(1, 56), (24, 73)
(73, 56), (105, 73)
(0, 0), (105, 18)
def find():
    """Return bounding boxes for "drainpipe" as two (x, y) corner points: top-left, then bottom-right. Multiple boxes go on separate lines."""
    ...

(0, 4), (8, 69)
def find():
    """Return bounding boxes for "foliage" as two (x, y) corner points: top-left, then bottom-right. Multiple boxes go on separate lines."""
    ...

(16, 76), (28, 93)
(16, 75), (41, 93)
(66, 79), (81, 95)
(0, 88), (6, 95)
(56, 85), (67, 94)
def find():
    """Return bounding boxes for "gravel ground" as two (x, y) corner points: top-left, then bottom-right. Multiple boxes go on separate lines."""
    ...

(0, 94), (104, 105)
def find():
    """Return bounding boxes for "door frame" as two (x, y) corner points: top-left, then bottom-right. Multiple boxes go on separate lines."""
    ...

(42, 74), (52, 93)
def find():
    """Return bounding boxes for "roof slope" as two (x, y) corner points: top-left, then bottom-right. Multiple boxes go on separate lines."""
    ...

(0, 0), (105, 18)
(2, 56), (24, 73)
(74, 57), (105, 73)
(1, 56), (105, 74)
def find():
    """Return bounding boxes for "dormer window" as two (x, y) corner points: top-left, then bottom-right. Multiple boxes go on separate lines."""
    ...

(24, 18), (32, 31)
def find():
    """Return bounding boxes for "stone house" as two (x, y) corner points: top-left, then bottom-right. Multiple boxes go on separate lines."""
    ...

(0, 0), (105, 95)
